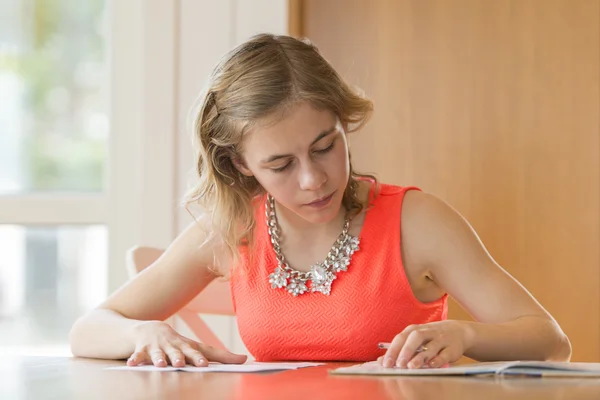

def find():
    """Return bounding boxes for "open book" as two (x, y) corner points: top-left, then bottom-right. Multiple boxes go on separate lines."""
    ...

(330, 361), (600, 378)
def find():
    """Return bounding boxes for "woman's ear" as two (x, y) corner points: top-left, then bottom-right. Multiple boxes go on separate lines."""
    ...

(231, 157), (253, 177)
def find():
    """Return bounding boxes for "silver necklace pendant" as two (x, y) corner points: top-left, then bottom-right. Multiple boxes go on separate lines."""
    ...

(309, 263), (336, 295)
(265, 194), (360, 296)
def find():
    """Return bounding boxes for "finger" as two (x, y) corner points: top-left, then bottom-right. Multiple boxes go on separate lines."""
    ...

(396, 329), (434, 368)
(382, 325), (421, 368)
(406, 340), (445, 369)
(428, 347), (455, 369)
(179, 343), (209, 367)
(127, 351), (151, 366)
(148, 348), (168, 367)
(199, 344), (247, 364)
(163, 345), (186, 368)
(377, 356), (384, 365)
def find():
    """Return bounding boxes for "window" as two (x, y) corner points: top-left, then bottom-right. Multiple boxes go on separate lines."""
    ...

(0, 0), (108, 352)
(0, 0), (286, 356)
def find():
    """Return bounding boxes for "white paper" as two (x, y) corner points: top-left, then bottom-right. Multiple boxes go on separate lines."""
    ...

(106, 361), (324, 373)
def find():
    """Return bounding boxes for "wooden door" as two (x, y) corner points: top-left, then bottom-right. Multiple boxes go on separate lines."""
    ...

(299, 0), (600, 362)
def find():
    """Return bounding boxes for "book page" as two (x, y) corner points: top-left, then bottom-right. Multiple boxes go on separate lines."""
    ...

(330, 361), (511, 376)
(330, 361), (600, 377)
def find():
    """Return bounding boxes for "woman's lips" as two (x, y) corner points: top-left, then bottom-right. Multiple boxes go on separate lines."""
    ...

(305, 192), (335, 208)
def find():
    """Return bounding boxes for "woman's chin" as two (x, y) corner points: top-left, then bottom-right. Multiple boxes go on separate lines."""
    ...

(298, 203), (344, 225)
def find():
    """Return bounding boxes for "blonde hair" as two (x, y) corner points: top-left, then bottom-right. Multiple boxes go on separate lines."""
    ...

(183, 33), (377, 263)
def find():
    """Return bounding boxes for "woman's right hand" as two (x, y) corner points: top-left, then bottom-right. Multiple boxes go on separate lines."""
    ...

(126, 321), (247, 367)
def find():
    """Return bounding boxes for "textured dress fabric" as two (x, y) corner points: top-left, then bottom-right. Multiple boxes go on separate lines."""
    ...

(230, 183), (448, 361)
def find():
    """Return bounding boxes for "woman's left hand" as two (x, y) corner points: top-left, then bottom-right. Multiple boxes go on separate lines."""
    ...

(378, 320), (473, 369)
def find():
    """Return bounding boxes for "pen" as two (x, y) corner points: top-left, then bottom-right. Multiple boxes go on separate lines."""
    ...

(378, 342), (427, 352)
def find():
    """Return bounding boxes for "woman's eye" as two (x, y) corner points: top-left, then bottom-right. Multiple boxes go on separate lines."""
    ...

(314, 142), (334, 154)
(270, 140), (334, 173)
(271, 163), (291, 173)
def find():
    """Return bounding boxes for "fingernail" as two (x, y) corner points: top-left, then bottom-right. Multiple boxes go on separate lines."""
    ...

(383, 357), (394, 368)
(175, 359), (183, 365)
(157, 358), (165, 364)
(396, 357), (407, 368)
(429, 360), (437, 367)
(197, 358), (205, 365)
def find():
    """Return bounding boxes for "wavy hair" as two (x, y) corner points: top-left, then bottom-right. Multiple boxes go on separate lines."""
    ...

(183, 33), (377, 264)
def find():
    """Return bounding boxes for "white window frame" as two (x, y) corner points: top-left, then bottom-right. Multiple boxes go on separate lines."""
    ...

(0, 195), (107, 224)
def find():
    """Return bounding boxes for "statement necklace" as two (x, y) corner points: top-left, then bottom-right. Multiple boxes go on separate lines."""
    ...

(266, 194), (360, 296)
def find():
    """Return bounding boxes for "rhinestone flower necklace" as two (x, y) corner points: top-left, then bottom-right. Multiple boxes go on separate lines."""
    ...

(266, 194), (360, 296)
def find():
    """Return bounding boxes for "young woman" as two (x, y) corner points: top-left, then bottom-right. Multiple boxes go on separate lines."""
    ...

(69, 33), (571, 370)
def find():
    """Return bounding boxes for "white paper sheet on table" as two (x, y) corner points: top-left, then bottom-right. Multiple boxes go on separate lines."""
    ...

(106, 361), (324, 373)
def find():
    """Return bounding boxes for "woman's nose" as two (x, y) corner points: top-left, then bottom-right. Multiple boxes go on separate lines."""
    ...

(298, 162), (327, 191)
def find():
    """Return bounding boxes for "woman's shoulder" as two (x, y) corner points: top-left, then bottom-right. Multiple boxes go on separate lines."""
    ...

(368, 181), (423, 200)
(397, 188), (465, 244)
(372, 182), (453, 222)
(372, 183), (451, 217)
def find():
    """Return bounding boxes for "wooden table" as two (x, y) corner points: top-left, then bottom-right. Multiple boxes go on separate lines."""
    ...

(3, 356), (600, 400)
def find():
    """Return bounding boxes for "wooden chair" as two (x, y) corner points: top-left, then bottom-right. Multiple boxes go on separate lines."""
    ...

(125, 246), (234, 350)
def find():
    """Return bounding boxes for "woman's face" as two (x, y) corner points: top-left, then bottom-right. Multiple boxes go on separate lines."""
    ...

(236, 102), (350, 225)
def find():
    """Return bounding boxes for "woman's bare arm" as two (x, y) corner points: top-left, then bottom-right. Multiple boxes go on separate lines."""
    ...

(383, 191), (571, 369)
(69, 220), (230, 360)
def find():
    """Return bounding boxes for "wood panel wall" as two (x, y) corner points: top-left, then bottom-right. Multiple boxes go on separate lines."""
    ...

(298, 0), (600, 362)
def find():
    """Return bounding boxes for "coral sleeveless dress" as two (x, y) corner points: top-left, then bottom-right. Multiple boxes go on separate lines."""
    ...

(230, 184), (447, 361)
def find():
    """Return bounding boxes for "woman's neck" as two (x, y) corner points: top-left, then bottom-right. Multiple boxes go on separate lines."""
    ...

(273, 201), (347, 244)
